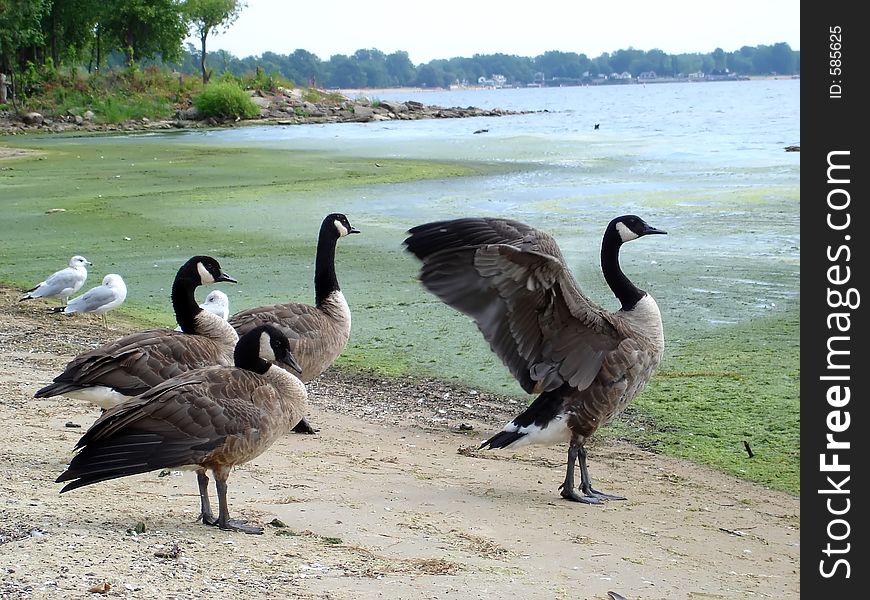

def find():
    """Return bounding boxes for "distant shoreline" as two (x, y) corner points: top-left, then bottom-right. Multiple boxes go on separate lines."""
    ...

(338, 75), (798, 96)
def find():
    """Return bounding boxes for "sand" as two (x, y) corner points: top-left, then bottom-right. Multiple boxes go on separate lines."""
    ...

(0, 287), (799, 599)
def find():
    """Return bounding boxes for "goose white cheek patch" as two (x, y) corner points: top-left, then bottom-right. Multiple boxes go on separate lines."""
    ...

(259, 332), (276, 362)
(334, 220), (349, 237)
(615, 222), (639, 242)
(197, 262), (216, 284)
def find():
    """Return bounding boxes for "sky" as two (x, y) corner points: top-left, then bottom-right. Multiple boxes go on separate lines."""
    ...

(190, 0), (800, 64)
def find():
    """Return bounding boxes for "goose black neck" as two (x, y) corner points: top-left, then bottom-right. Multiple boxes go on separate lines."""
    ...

(314, 221), (341, 306)
(601, 230), (645, 311)
(234, 344), (270, 374)
(172, 271), (203, 333)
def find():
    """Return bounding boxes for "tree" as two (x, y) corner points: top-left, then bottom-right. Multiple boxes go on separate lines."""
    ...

(385, 51), (415, 86)
(0, 0), (50, 72)
(183, 0), (244, 83)
(326, 54), (365, 88)
(99, 0), (188, 66)
(415, 63), (451, 88)
(0, 0), (50, 106)
(711, 47), (726, 71)
(39, 0), (91, 67)
(285, 49), (321, 87)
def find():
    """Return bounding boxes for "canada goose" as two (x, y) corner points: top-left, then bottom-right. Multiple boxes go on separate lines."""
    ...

(174, 290), (230, 331)
(51, 274), (127, 329)
(56, 324), (307, 534)
(404, 215), (667, 503)
(229, 213), (359, 432)
(35, 256), (238, 410)
(20, 255), (92, 305)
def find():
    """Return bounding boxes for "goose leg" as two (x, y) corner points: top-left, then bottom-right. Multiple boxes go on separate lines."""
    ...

(577, 445), (626, 501)
(214, 468), (263, 534)
(196, 469), (218, 526)
(559, 445), (603, 504)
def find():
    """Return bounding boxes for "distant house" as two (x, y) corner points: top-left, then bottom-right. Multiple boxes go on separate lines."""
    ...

(638, 71), (657, 80)
(477, 74), (508, 88)
(610, 71), (632, 80)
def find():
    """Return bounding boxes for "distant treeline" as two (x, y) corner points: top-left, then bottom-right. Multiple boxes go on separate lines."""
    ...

(1, 2), (798, 91)
(163, 43), (800, 89)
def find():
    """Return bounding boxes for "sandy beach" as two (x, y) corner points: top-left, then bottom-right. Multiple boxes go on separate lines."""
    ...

(0, 285), (800, 599)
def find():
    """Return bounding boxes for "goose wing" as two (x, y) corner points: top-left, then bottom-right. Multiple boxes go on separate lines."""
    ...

(37, 329), (234, 397)
(405, 218), (620, 394)
(58, 367), (304, 491)
(229, 303), (347, 380)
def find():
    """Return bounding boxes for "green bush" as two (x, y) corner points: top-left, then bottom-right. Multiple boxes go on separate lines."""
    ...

(193, 82), (260, 120)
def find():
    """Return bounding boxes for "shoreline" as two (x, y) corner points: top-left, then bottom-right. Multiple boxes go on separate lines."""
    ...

(1, 75), (796, 137)
(0, 90), (530, 137)
(338, 74), (798, 96)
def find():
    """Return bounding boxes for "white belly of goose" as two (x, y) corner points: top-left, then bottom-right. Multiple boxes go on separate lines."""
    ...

(498, 414), (573, 448)
(61, 386), (132, 410)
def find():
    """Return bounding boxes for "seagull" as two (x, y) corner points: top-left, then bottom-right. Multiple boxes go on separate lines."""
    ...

(174, 290), (230, 331)
(52, 274), (127, 329)
(198, 290), (230, 320)
(20, 256), (92, 306)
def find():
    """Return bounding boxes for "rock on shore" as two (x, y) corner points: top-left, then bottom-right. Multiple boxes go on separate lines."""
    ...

(0, 88), (533, 135)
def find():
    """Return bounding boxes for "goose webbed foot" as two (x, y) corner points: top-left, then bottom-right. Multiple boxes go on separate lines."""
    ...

(218, 517), (263, 535)
(291, 417), (318, 434)
(580, 485), (626, 502)
(210, 473), (262, 534)
(559, 483), (605, 504)
(200, 512), (262, 534)
(200, 511), (218, 526)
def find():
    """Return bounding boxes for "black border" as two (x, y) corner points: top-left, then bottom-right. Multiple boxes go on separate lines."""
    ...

(802, 5), (868, 594)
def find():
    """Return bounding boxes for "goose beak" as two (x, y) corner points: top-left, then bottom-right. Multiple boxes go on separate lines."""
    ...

(217, 272), (238, 284)
(643, 225), (667, 236)
(349, 226), (361, 234)
(279, 350), (303, 375)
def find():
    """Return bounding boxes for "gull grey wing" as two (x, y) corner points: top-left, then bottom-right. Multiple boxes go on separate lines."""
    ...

(66, 286), (116, 312)
(31, 268), (79, 297)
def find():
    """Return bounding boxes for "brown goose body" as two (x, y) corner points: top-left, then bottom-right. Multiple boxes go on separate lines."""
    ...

(56, 324), (307, 534)
(229, 214), (358, 433)
(404, 215), (666, 504)
(229, 291), (351, 383)
(35, 256), (238, 410)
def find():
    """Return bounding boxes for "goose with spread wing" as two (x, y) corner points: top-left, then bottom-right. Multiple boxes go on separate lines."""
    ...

(404, 215), (667, 503)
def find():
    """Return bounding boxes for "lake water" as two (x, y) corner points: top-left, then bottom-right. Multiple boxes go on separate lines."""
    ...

(20, 79), (800, 386)
(190, 79), (801, 328)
